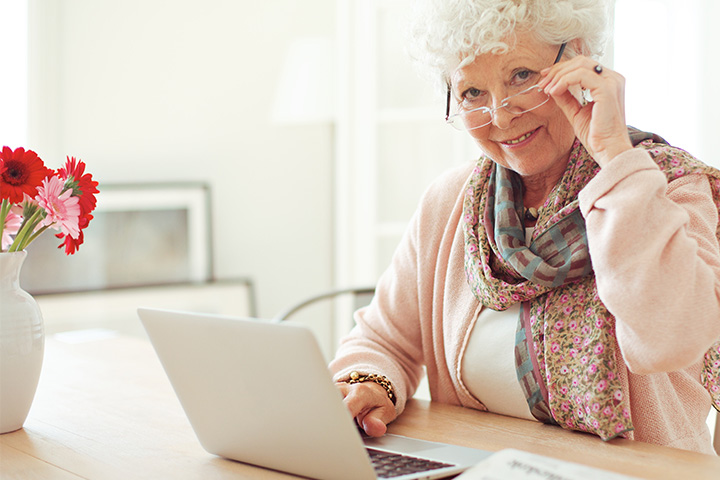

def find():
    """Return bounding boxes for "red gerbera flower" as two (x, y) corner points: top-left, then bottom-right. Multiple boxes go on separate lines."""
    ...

(0, 146), (53, 203)
(56, 213), (92, 255)
(58, 156), (99, 216)
(55, 156), (99, 254)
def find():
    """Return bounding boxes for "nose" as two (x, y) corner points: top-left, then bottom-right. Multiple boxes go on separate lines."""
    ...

(491, 106), (516, 130)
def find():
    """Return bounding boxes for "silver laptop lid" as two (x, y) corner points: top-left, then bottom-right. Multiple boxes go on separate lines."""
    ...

(138, 307), (376, 480)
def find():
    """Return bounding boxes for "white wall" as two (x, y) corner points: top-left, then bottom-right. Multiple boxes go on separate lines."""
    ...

(700, 0), (720, 168)
(25, 0), (336, 338)
(0, 1), (28, 147)
(614, 0), (720, 168)
(16, 0), (720, 355)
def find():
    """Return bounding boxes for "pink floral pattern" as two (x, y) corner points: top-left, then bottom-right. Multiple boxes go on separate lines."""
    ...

(463, 136), (720, 440)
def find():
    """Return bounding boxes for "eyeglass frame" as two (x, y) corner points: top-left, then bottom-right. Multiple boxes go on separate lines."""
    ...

(444, 43), (567, 129)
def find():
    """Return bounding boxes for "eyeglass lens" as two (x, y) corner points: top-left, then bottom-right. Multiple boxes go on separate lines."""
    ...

(445, 43), (567, 131)
(451, 87), (549, 130)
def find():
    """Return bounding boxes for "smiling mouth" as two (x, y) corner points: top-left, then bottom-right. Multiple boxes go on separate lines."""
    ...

(502, 128), (538, 145)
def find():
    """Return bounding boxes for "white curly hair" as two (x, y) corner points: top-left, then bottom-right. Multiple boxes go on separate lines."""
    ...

(406, 0), (613, 92)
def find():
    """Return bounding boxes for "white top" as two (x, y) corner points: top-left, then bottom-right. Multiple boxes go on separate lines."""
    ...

(460, 227), (537, 421)
(460, 304), (537, 421)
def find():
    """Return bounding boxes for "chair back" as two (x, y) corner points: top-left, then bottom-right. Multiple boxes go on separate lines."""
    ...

(274, 286), (375, 322)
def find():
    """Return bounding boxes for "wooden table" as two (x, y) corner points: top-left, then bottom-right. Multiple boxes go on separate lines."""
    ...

(1, 335), (719, 479)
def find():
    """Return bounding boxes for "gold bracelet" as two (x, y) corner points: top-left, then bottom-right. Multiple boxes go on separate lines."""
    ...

(346, 371), (396, 405)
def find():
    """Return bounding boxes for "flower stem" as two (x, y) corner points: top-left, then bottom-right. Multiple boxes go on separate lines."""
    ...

(24, 224), (50, 246)
(9, 207), (44, 252)
(0, 200), (10, 252)
(0, 199), (10, 251)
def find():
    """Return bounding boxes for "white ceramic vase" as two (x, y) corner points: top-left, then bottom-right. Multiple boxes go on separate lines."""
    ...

(0, 250), (44, 434)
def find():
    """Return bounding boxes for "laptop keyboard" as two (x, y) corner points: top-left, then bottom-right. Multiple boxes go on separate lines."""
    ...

(366, 448), (454, 478)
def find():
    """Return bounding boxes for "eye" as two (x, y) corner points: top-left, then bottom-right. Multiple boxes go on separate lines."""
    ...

(511, 68), (538, 86)
(461, 87), (487, 105)
(466, 87), (481, 97)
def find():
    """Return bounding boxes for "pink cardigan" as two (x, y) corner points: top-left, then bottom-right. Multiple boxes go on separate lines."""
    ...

(330, 148), (720, 454)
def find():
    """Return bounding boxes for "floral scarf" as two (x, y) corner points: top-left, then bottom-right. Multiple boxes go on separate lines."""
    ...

(462, 134), (720, 441)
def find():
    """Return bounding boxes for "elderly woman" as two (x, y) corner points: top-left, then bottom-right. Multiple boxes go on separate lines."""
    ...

(330, 0), (720, 454)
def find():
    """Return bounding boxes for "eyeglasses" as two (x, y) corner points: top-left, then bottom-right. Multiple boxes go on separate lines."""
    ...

(445, 43), (566, 131)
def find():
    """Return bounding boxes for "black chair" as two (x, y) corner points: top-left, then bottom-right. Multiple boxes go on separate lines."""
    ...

(273, 286), (376, 322)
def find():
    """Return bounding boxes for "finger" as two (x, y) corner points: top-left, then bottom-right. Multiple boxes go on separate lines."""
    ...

(360, 410), (390, 437)
(354, 401), (396, 437)
(341, 382), (386, 418)
(540, 56), (608, 94)
(340, 382), (397, 437)
(336, 382), (350, 398)
(546, 65), (625, 111)
(538, 55), (593, 89)
(544, 68), (605, 100)
(343, 387), (369, 419)
(546, 67), (626, 130)
(551, 88), (585, 120)
(541, 59), (623, 128)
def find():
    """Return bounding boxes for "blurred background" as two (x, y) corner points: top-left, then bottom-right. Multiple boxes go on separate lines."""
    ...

(1, 0), (719, 359)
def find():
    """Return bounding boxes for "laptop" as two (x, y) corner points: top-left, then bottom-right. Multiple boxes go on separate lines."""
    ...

(137, 307), (492, 480)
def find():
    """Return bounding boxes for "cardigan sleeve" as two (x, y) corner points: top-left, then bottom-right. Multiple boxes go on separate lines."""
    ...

(579, 148), (720, 374)
(329, 164), (473, 414)
(329, 211), (425, 415)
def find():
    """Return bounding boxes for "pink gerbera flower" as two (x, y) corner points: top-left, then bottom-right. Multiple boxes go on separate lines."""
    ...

(36, 176), (81, 239)
(1, 207), (22, 250)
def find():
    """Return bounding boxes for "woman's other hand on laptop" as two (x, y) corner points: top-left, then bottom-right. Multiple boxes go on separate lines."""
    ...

(336, 382), (397, 437)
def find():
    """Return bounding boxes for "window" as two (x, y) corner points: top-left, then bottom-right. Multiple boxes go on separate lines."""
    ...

(614, 0), (708, 164)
